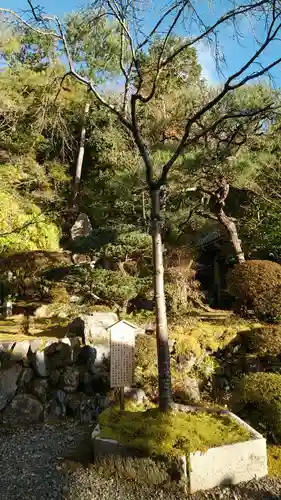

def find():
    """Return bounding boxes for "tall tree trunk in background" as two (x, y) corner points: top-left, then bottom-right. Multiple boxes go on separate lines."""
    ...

(216, 208), (245, 263)
(73, 102), (90, 202)
(150, 188), (172, 411)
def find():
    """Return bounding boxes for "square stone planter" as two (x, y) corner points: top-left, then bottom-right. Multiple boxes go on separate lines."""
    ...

(92, 405), (267, 493)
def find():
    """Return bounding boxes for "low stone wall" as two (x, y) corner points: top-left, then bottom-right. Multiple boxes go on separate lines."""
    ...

(0, 336), (110, 426)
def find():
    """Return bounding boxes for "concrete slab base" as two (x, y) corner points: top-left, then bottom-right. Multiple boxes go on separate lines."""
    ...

(91, 407), (268, 494)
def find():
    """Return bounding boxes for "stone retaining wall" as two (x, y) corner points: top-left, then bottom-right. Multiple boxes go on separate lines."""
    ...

(0, 336), (110, 425)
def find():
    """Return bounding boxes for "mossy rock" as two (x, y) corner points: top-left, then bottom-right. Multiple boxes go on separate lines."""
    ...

(98, 401), (251, 459)
(134, 335), (158, 398)
(234, 372), (281, 440)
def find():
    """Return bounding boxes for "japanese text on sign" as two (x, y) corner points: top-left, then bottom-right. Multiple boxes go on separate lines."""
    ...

(110, 326), (135, 388)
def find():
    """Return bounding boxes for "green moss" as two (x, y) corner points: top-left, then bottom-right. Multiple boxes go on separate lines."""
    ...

(99, 402), (251, 458)
(268, 445), (281, 477)
(235, 372), (281, 440)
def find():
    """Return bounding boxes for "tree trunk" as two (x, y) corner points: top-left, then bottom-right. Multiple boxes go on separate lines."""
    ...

(216, 209), (245, 263)
(150, 188), (172, 411)
(73, 102), (90, 202)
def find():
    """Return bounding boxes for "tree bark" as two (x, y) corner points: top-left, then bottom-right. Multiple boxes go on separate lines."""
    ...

(150, 188), (172, 411)
(73, 102), (90, 202)
(216, 208), (245, 264)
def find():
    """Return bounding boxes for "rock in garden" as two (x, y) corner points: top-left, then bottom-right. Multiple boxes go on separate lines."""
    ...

(45, 340), (73, 369)
(0, 364), (22, 410)
(31, 378), (49, 403)
(11, 341), (30, 361)
(29, 339), (43, 353)
(31, 350), (49, 377)
(180, 377), (201, 404)
(3, 394), (43, 424)
(0, 342), (15, 352)
(17, 367), (34, 389)
(34, 304), (52, 319)
(68, 312), (118, 345)
(49, 369), (61, 387)
(44, 397), (65, 421)
(124, 388), (148, 405)
(176, 353), (197, 373)
(59, 366), (80, 392)
(84, 345), (109, 374)
(70, 213), (93, 240)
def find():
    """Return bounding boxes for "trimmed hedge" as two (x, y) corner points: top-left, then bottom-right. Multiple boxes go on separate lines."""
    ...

(228, 260), (281, 322)
(235, 372), (281, 440)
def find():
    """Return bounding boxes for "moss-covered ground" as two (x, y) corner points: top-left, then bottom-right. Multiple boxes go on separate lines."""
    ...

(99, 401), (252, 458)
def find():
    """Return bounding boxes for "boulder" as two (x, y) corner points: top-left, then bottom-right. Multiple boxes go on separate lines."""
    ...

(70, 213), (93, 240)
(0, 350), (11, 369)
(17, 367), (34, 389)
(176, 377), (201, 404)
(44, 397), (65, 421)
(68, 312), (118, 345)
(11, 341), (30, 361)
(3, 394), (43, 424)
(29, 339), (43, 353)
(45, 340), (73, 369)
(124, 388), (148, 405)
(176, 353), (197, 373)
(65, 392), (99, 423)
(34, 304), (53, 319)
(0, 342), (15, 352)
(31, 378), (49, 403)
(59, 366), (80, 392)
(49, 369), (61, 387)
(0, 365), (22, 410)
(31, 350), (48, 377)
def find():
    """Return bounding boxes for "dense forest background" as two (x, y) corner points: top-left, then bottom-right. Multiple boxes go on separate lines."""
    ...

(0, 11), (281, 315)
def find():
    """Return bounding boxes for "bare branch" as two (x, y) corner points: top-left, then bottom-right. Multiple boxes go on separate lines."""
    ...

(0, 7), (60, 38)
(54, 15), (133, 131)
(161, 0), (268, 68)
(136, 1), (189, 104)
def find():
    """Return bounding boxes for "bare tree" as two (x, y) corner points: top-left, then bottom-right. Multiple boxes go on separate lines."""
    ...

(2, 0), (281, 410)
(74, 101), (90, 203)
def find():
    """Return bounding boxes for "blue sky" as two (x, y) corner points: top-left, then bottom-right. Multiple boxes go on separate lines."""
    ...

(1, 0), (281, 87)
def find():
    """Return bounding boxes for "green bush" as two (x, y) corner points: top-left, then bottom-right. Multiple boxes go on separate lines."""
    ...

(228, 260), (281, 322)
(63, 266), (148, 308)
(235, 372), (281, 440)
(0, 251), (72, 299)
(244, 325), (281, 357)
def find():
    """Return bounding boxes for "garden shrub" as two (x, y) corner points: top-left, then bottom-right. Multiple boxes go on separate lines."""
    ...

(63, 267), (148, 308)
(244, 325), (281, 357)
(235, 372), (281, 440)
(0, 250), (73, 300)
(228, 260), (281, 322)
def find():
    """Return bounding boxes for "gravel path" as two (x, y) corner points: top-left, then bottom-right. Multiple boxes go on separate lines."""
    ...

(1, 422), (281, 500)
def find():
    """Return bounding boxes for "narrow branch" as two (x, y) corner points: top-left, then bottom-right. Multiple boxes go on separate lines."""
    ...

(55, 16), (133, 131)
(0, 8), (60, 38)
(159, 102), (276, 186)
(137, 2), (181, 50)
(161, 0), (268, 68)
(136, 1), (189, 104)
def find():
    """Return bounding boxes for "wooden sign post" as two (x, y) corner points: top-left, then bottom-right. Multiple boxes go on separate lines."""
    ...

(110, 321), (136, 411)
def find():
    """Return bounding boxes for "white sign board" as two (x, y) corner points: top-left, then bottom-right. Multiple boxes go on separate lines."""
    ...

(110, 322), (135, 388)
